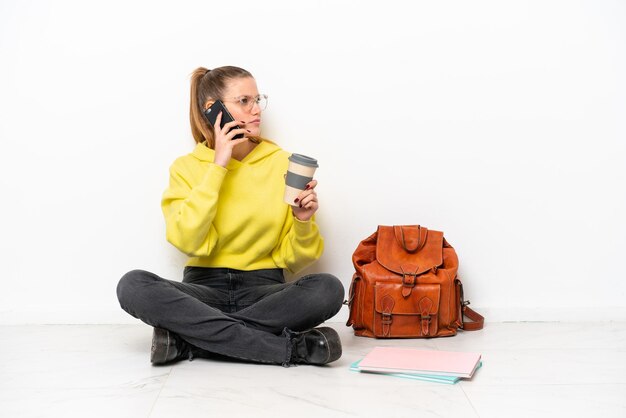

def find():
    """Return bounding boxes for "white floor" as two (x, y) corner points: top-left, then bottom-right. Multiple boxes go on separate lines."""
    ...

(1, 322), (625, 418)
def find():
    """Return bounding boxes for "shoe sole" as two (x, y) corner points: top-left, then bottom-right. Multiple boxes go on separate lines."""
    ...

(151, 327), (172, 365)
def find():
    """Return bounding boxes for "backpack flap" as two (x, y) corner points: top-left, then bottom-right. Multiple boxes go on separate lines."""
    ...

(376, 225), (444, 276)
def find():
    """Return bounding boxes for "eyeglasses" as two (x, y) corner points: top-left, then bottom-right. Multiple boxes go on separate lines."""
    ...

(223, 94), (268, 111)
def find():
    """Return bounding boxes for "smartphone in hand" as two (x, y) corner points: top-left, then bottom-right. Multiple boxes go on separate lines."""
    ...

(203, 100), (244, 140)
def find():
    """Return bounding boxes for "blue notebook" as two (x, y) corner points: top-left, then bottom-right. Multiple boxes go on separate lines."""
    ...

(350, 359), (482, 385)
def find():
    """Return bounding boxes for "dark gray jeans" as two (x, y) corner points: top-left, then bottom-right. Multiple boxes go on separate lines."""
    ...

(116, 267), (344, 364)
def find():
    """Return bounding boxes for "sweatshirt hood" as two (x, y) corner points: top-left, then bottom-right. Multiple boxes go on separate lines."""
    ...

(191, 140), (283, 169)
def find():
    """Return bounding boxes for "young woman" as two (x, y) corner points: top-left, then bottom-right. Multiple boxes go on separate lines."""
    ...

(116, 66), (344, 366)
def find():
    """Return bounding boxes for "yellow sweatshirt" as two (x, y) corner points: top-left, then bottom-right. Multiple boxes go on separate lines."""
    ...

(161, 141), (323, 273)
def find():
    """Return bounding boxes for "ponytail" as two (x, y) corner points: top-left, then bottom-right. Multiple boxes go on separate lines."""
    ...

(188, 66), (253, 148)
(189, 68), (214, 147)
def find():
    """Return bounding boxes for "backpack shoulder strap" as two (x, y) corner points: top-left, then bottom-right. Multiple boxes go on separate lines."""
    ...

(456, 278), (485, 331)
(461, 305), (484, 331)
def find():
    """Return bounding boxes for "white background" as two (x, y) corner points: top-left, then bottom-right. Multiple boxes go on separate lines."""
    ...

(1, 0), (624, 324)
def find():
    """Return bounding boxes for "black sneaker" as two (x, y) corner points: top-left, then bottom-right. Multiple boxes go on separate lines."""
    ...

(288, 327), (342, 365)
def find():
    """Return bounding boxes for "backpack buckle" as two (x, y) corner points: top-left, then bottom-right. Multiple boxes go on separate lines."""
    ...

(400, 266), (419, 297)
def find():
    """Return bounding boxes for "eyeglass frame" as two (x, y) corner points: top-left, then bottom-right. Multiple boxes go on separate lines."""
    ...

(222, 94), (268, 111)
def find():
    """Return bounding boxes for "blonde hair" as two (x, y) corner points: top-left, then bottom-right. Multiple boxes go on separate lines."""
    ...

(189, 66), (254, 148)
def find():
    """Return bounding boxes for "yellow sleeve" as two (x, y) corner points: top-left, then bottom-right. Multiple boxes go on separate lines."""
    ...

(161, 161), (227, 257)
(272, 215), (324, 274)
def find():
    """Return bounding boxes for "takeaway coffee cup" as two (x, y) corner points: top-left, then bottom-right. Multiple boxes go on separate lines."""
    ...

(284, 154), (318, 206)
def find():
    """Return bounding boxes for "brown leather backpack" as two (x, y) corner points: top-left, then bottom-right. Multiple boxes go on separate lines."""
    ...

(346, 225), (484, 338)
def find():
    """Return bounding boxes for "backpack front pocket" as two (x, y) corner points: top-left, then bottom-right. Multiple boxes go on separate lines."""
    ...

(373, 282), (440, 338)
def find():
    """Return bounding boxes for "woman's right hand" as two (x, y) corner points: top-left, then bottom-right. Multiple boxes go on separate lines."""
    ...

(213, 111), (250, 167)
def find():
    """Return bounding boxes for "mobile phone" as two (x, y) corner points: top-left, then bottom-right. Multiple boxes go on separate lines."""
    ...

(203, 100), (244, 140)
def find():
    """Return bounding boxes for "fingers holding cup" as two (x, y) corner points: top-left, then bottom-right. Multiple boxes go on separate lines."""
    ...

(292, 181), (319, 221)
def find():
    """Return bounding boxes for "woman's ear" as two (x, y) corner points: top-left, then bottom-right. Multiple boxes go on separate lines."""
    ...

(204, 100), (214, 111)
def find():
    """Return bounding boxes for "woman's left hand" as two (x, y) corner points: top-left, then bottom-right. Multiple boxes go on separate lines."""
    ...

(292, 180), (319, 222)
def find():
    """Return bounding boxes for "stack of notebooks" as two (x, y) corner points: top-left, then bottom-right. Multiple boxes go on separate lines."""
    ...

(350, 347), (482, 384)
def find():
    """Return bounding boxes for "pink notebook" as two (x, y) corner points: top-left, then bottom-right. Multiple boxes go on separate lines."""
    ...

(358, 347), (482, 378)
